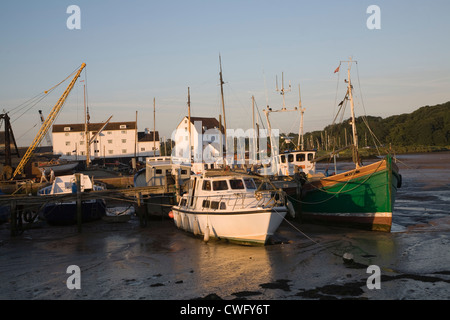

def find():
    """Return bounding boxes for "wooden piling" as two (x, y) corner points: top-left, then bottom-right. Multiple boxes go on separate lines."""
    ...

(137, 192), (147, 227)
(10, 200), (17, 237)
(75, 173), (82, 233)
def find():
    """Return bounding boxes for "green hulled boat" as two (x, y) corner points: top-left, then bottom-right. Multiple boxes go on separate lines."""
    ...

(300, 58), (401, 232)
(300, 154), (401, 232)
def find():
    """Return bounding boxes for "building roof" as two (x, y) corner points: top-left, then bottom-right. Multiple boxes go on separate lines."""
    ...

(179, 116), (224, 133)
(52, 121), (137, 133)
(138, 131), (159, 142)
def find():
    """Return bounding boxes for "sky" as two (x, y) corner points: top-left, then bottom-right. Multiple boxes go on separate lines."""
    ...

(1, 0), (449, 147)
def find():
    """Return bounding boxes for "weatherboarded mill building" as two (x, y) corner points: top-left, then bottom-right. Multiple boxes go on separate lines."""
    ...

(52, 121), (160, 162)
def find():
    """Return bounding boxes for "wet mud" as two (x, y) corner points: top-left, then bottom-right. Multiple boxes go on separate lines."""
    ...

(1, 152), (449, 300)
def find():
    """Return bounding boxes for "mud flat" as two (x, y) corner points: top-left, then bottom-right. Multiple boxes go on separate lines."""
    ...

(1, 152), (449, 302)
(0, 215), (449, 301)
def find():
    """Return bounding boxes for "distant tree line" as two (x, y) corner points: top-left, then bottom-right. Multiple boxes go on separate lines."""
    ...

(281, 101), (450, 152)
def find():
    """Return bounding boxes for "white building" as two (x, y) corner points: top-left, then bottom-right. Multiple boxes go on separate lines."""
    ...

(173, 116), (224, 163)
(52, 121), (160, 161)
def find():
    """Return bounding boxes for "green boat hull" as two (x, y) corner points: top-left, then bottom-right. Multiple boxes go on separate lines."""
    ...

(299, 155), (401, 232)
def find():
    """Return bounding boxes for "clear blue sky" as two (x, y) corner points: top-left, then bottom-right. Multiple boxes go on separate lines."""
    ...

(1, 0), (449, 146)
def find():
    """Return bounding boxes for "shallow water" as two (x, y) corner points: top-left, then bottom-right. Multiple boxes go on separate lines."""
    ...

(315, 151), (450, 231)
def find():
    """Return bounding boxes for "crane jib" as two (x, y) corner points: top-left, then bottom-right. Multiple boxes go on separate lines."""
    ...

(11, 63), (86, 180)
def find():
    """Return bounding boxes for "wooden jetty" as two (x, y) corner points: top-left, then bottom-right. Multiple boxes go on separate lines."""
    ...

(1, 184), (179, 237)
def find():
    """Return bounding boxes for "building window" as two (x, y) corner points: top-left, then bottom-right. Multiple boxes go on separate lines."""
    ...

(107, 131), (112, 135)
(65, 141), (70, 146)
(120, 124), (127, 129)
(64, 127), (71, 131)
(108, 150), (113, 155)
(65, 132), (70, 136)
(122, 139), (126, 143)
(108, 140), (112, 144)
(80, 151), (85, 155)
(140, 147), (145, 151)
(79, 141), (85, 145)
(121, 130), (126, 134)
(66, 152), (70, 156)
(122, 149), (127, 154)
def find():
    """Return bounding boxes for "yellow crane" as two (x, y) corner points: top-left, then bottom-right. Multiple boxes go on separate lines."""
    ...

(12, 63), (86, 180)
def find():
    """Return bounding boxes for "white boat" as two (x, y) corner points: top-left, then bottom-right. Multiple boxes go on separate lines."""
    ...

(170, 170), (292, 245)
(37, 173), (106, 225)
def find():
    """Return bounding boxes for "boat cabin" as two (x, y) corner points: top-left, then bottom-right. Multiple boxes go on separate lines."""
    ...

(275, 150), (316, 176)
(38, 173), (101, 195)
(179, 173), (258, 211)
(134, 156), (191, 187)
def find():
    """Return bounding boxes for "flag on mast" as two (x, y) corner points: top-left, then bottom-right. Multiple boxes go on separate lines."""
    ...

(334, 65), (340, 73)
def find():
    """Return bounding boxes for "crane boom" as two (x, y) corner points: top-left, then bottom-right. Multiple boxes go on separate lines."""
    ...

(12, 63), (86, 179)
(38, 110), (53, 146)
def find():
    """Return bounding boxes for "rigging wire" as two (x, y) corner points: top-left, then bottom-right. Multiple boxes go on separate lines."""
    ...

(6, 65), (81, 124)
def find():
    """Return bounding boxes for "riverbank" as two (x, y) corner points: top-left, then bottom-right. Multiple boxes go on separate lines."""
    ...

(313, 146), (450, 162)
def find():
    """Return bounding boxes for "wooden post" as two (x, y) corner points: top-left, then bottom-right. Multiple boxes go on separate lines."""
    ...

(75, 173), (82, 233)
(10, 200), (17, 237)
(175, 168), (181, 202)
(137, 191), (146, 227)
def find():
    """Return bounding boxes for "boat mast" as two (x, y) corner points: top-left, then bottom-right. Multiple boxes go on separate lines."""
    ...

(298, 84), (305, 151)
(252, 95), (257, 163)
(84, 81), (90, 168)
(153, 97), (156, 156)
(346, 58), (360, 167)
(219, 55), (227, 158)
(187, 88), (192, 163)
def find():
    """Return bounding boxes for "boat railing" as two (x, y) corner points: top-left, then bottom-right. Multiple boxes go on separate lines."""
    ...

(181, 189), (286, 211)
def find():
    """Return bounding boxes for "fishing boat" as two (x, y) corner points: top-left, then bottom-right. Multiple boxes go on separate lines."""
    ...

(170, 170), (293, 245)
(33, 159), (79, 176)
(37, 173), (106, 225)
(256, 79), (315, 215)
(300, 59), (401, 232)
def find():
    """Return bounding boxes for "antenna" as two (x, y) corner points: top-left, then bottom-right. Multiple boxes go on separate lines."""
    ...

(275, 72), (291, 110)
(298, 84), (306, 150)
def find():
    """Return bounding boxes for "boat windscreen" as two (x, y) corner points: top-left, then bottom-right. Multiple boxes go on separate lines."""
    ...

(243, 178), (256, 189)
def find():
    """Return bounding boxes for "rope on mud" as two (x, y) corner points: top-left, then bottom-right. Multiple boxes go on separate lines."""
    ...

(273, 207), (341, 258)
(273, 208), (401, 275)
